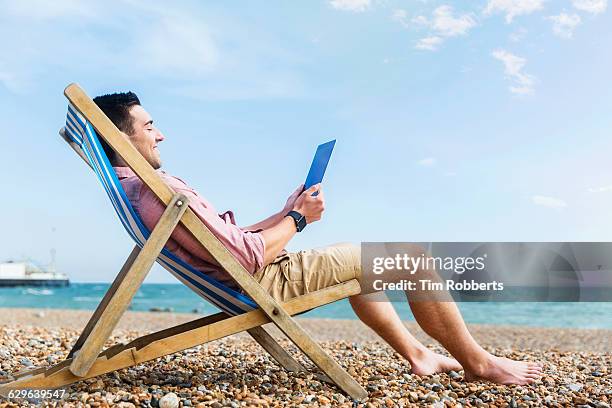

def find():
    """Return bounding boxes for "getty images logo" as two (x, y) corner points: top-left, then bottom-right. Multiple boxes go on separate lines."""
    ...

(372, 253), (488, 275)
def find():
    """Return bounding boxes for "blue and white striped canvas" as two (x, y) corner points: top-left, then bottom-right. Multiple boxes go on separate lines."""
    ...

(64, 104), (258, 315)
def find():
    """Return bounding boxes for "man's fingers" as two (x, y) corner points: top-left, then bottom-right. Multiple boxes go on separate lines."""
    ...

(304, 183), (320, 194)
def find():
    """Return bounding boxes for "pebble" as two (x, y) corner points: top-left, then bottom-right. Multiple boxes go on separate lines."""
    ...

(449, 370), (461, 379)
(158, 392), (179, 408)
(0, 322), (609, 408)
(568, 382), (583, 392)
(573, 395), (589, 405)
(408, 391), (419, 402)
(426, 393), (440, 402)
(19, 357), (33, 366)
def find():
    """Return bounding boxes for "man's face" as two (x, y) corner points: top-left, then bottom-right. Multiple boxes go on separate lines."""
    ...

(126, 105), (165, 169)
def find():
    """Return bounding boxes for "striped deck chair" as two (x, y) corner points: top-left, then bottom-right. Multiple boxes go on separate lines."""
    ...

(0, 83), (366, 400)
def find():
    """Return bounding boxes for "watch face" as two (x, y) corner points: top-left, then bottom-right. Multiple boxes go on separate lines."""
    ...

(297, 216), (306, 232)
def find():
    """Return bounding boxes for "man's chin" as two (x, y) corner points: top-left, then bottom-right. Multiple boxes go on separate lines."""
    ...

(150, 159), (162, 170)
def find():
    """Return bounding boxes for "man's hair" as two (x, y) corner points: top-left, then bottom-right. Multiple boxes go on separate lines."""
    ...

(92, 92), (141, 163)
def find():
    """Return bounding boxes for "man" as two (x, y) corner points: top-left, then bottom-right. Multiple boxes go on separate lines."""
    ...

(93, 92), (542, 385)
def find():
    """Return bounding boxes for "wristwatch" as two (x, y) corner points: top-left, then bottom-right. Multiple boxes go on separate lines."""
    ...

(286, 210), (307, 232)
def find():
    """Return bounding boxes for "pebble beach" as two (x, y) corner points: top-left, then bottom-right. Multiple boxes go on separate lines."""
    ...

(0, 308), (610, 407)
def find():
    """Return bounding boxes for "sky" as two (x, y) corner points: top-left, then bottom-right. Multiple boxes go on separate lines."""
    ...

(0, 0), (611, 283)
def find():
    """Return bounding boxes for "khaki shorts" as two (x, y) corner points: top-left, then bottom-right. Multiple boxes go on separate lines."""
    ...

(253, 243), (362, 302)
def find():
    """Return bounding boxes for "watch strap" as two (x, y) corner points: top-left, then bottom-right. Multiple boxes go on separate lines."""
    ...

(286, 210), (306, 232)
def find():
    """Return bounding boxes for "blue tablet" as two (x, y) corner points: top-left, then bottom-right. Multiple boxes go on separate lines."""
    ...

(304, 139), (336, 193)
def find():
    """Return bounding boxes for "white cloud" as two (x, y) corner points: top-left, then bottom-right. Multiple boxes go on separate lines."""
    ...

(135, 15), (219, 76)
(417, 157), (437, 166)
(532, 195), (568, 209)
(588, 185), (612, 193)
(431, 5), (477, 37)
(415, 36), (444, 50)
(509, 27), (528, 42)
(484, 0), (545, 23)
(392, 9), (410, 28)
(412, 6), (476, 51)
(330, 0), (371, 12)
(572, 0), (607, 14)
(491, 49), (536, 94)
(547, 13), (581, 39)
(0, 1), (306, 100)
(412, 15), (430, 26)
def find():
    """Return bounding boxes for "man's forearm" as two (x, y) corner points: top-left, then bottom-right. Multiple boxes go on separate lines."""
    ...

(260, 216), (296, 266)
(242, 211), (285, 232)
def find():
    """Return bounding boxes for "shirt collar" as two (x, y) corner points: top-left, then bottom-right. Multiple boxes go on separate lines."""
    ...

(114, 166), (136, 180)
(114, 166), (166, 180)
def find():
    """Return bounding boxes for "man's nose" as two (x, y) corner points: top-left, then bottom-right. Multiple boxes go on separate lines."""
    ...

(156, 130), (165, 142)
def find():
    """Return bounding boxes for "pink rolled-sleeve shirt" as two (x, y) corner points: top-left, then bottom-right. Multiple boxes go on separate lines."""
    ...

(115, 166), (265, 289)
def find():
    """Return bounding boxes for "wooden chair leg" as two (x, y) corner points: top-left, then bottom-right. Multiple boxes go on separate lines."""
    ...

(69, 193), (189, 377)
(247, 326), (307, 373)
(246, 327), (336, 384)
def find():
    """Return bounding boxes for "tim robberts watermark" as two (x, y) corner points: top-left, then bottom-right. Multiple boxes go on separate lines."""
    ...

(361, 242), (612, 302)
(371, 252), (504, 292)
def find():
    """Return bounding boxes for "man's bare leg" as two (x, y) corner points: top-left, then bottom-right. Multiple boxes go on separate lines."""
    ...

(348, 292), (462, 375)
(407, 300), (542, 385)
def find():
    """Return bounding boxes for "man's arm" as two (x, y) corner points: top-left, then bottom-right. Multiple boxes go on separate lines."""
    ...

(260, 184), (324, 266)
(241, 184), (304, 232)
(138, 174), (266, 274)
(241, 211), (285, 232)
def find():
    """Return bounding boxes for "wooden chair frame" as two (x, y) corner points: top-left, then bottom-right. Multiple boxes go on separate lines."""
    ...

(0, 84), (367, 400)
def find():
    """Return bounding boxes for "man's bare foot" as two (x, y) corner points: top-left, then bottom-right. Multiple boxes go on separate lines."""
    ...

(464, 354), (542, 385)
(409, 348), (463, 376)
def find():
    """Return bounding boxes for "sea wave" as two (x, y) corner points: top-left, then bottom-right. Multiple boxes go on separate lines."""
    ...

(73, 296), (102, 302)
(22, 289), (54, 296)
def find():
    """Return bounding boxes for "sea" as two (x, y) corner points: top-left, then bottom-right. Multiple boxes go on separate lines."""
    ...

(0, 283), (611, 329)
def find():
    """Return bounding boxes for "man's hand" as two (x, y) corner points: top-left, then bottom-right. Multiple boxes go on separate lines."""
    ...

(292, 184), (325, 224)
(282, 184), (304, 214)
(260, 183), (325, 266)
